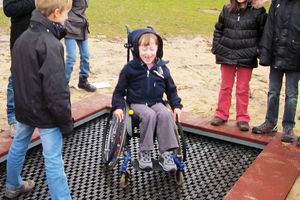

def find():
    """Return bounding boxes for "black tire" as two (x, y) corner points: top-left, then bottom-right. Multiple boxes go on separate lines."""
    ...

(102, 111), (127, 169)
(175, 169), (184, 187)
(120, 171), (130, 188)
(175, 122), (187, 162)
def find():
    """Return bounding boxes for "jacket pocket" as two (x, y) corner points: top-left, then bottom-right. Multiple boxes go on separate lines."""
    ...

(65, 20), (84, 35)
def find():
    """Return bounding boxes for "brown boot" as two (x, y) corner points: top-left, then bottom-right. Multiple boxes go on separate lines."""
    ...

(237, 121), (249, 132)
(210, 117), (225, 126)
(281, 128), (295, 143)
(252, 121), (277, 134)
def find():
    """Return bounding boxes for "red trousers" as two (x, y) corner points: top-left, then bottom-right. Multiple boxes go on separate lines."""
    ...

(215, 64), (253, 122)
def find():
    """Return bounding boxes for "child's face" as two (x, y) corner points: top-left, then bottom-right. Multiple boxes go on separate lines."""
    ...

(139, 38), (158, 66)
(50, 8), (70, 25)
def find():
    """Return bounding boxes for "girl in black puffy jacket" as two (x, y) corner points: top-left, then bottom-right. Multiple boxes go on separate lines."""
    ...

(210, 0), (267, 131)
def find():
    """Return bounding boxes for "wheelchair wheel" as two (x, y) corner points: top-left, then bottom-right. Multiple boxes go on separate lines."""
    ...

(120, 171), (130, 188)
(174, 121), (187, 162)
(175, 169), (184, 187)
(102, 111), (127, 169)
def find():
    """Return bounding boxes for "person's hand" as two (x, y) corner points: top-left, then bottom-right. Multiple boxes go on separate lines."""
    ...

(114, 109), (124, 122)
(173, 108), (182, 122)
(252, 0), (270, 9)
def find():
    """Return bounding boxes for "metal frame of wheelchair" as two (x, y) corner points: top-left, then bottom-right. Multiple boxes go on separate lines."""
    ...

(102, 103), (187, 188)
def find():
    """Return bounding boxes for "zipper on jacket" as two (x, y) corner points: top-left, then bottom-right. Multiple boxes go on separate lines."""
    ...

(146, 70), (150, 105)
(237, 13), (240, 21)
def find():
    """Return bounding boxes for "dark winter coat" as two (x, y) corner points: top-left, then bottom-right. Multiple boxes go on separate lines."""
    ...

(3, 0), (35, 50)
(259, 0), (300, 71)
(65, 0), (89, 40)
(12, 10), (73, 136)
(112, 28), (182, 111)
(212, 4), (267, 68)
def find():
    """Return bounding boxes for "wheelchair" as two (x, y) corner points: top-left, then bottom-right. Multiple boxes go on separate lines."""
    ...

(101, 26), (186, 188)
(102, 102), (187, 188)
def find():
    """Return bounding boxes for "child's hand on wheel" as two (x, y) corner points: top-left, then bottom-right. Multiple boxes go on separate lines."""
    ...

(114, 109), (124, 122)
(173, 108), (182, 122)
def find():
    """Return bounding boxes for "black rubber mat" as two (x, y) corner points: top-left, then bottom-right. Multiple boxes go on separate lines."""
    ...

(0, 115), (261, 199)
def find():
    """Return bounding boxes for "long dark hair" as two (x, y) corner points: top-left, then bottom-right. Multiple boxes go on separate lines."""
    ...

(229, 0), (251, 12)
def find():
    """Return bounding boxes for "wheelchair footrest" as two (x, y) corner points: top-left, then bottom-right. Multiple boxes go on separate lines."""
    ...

(132, 159), (176, 172)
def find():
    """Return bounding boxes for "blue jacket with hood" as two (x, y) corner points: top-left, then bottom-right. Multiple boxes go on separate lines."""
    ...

(112, 28), (182, 111)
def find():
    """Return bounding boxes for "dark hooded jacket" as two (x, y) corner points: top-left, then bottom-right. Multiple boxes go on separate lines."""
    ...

(212, 3), (267, 68)
(259, 0), (300, 71)
(65, 0), (89, 40)
(112, 28), (182, 111)
(3, 0), (35, 50)
(11, 10), (73, 135)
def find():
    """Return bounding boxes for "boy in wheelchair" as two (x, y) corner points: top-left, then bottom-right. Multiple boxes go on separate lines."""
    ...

(112, 27), (183, 172)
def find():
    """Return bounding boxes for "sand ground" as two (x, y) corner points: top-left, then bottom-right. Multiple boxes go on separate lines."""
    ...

(0, 33), (299, 199)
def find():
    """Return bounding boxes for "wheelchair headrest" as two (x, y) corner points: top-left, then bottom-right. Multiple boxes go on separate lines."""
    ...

(126, 26), (163, 61)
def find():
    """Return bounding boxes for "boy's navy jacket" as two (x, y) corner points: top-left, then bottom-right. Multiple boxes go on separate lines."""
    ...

(259, 0), (300, 70)
(212, 4), (267, 68)
(3, 0), (35, 50)
(112, 27), (182, 111)
(112, 59), (182, 111)
(11, 10), (73, 135)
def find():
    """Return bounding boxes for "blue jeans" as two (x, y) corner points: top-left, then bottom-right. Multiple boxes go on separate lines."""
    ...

(266, 68), (300, 129)
(7, 75), (16, 125)
(6, 123), (72, 200)
(64, 38), (90, 82)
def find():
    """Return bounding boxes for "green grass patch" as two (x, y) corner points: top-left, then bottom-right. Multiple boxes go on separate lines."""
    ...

(0, 0), (229, 38)
(87, 0), (226, 38)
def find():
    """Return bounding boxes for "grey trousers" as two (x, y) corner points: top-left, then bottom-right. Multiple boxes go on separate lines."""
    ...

(131, 103), (179, 153)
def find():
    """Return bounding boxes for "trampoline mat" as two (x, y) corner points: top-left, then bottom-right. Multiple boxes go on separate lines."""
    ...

(0, 115), (261, 199)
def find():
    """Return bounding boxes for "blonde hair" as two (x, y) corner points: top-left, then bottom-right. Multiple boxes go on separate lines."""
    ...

(35, 0), (72, 17)
(138, 33), (159, 46)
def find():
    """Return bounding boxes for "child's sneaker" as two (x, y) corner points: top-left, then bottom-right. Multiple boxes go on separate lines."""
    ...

(138, 151), (153, 169)
(159, 151), (177, 172)
(5, 180), (35, 199)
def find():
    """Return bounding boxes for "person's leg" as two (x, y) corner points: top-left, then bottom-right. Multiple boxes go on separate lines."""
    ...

(265, 68), (284, 125)
(64, 38), (77, 82)
(282, 70), (300, 130)
(131, 104), (156, 151)
(6, 122), (35, 189)
(236, 67), (253, 122)
(151, 103), (178, 153)
(151, 103), (178, 171)
(252, 68), (282, 134)
(131, 104), (156, 169)
(77, 39), (90, 78)
(215, 64), (236, 120)
(39, 127), (71, 200)
(7, 75), (17, 137)
(77, 39), (96, 92)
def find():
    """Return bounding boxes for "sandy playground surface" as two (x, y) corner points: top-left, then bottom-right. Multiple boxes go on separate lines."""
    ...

(0, 32), (299, 199)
